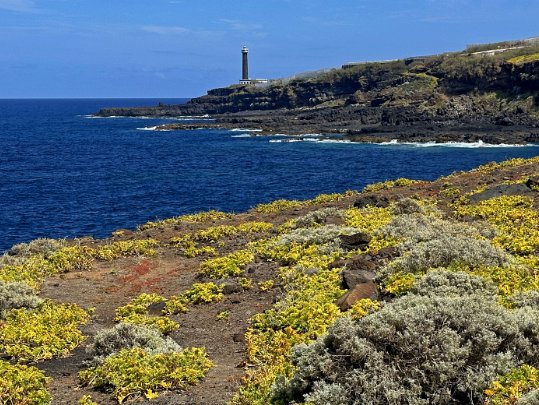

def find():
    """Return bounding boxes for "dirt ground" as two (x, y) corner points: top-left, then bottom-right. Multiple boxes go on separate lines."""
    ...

(33, 160), (539, 404)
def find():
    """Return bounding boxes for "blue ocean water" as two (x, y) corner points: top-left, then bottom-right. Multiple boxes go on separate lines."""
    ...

(0, 98), (538, 253)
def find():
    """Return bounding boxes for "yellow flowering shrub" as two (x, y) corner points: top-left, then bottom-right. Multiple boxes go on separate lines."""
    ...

(139, 210), (233, 229)
(236, 221), (274, 233)
(0, 359), (51, 404)
(183, 282), (224, 304)
(94, 239), (159, 260)
(383, 272), (418, 296)
(363, 178), (424, 192)
(455, 196), (539, 256)
(484, 365), (539, 404)
(0, 301), (89, 361)
(254, 199), (304, 214)
(78, 395), (99, 405)
(199, 250), (254, 279)
(349, 299), (381, 319)
(114, 293), (185, 334)
(169, 234), (216, 258)
(0, 246), (95, 288)
(79, 347), (213, 403)
(306, 191), (357, 205)
(231, 248), (345, 405)
(257, 280), (274, 291)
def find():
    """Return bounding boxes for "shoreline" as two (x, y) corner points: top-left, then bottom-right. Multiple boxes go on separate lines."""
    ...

(146, 120), (539, 145)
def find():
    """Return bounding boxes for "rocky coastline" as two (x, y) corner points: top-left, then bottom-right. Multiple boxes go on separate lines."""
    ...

(96, 42), (539, 145)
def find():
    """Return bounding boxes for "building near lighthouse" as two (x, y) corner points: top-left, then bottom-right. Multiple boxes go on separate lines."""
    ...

(239, 46), (270, 86)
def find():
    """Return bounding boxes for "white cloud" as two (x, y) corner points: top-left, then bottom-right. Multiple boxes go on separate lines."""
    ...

(0, 0), (37, 12)
(142, 25), (191, 35)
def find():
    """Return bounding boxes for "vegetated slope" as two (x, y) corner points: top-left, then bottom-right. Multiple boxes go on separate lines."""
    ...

(97, 39), (539, 143)
(0, 156), (538, 404)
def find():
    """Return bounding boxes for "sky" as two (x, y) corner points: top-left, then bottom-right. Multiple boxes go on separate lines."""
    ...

(1, 0), (538, 98)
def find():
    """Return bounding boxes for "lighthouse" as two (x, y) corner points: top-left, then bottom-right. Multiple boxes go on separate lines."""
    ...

(242, 46), (249, 81)
(239, 46), (269, 86)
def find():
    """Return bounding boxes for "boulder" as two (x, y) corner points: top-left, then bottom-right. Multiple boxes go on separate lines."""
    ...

(336, 281), (378, 311)
(354, 195), (390, 208)
(341, 269), (376, 290)
(468, 183), (534, 204)
(146, 301), (166, 316)
(340, 232), (371, 250)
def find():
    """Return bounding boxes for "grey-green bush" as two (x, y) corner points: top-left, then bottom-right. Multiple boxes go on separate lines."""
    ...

(272, 273), (539, 404)
(8, 238), (66, 258)
(86, 323), (181, 365)
(410, 269), (497, 297)
(277, 224), (357, 247)
(380, 234), (508, 279)
(517, 389), (539, 405)
(0, 281), (43, 318)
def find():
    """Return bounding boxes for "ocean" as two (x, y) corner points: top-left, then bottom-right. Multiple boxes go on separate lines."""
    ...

(1, 98), (538, 253)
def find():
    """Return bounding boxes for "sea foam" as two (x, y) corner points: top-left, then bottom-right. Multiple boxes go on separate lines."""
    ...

(378, 139), (536, 148)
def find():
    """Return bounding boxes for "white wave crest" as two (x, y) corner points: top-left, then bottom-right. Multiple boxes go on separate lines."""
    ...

(230, 128), (263, 132)
(231, 134), (252, 138)
(378, 139), (535, 148)
(269, 138), (350, 144)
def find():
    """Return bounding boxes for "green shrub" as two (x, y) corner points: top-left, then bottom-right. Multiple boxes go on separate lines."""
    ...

(139, 210), (233, 229)
(0, 359), (51, 404)
(254, 199), (304, 214)
(0, 301), (89, 361)
(485, 364), (539, 404)
(94, 239), (159, 260)
(114, 293), (184, 334)
(273, 275), (539, 404)
(0, 281), (43, 318)
(79, 347), (212, 403)
(183, 282), (224, 304)
(78, 395), (99, 405)
(199, 250), (254, 279)
(87, 323), (181, 365)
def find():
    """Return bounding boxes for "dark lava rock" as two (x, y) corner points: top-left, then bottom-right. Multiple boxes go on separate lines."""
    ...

(340, 232), (372, 250)
(222, 282), (243, 295)
(526, 177), (539, 190)
(146, 301), (166, 316)
(341, 269), (376, 290)
(468, 183), (534, 204)
(336, 282), (378, 311)
(354, 195), (390, 208)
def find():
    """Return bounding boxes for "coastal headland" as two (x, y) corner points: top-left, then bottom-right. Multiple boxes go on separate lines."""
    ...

(96, 39), (539, 144)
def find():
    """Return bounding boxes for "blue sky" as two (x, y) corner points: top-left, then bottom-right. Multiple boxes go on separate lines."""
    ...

(1, 0), (538, 98)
